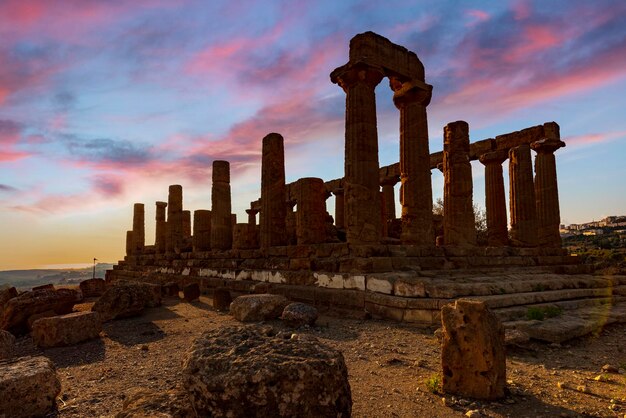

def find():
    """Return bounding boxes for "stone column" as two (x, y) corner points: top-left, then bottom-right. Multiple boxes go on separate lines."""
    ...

(380, 177), (397, 221)
(392, 79), (434, 245)
(509, 144), (538, 247)
(443, 121), (476, 246)
(246, 208), (259, 249)
(125, 230), (134, 256)
(331, 63), (384, 244)
(154, 201), (167, 254)
(211, 161), (232, 250)
(166, 185), (183, 254)
(479, 150), (509, 247)
(132, 203), (145, 254)
(285, 200), (297, 246)
(183, 210), (191, 238)
(295, 178), (327, 245)
(332, 188), (345, 229)
(193, 210), (211, 252)
(246, 208), (258, 226)
(260, 132), (287, 248)
(531, 138), (566, 247)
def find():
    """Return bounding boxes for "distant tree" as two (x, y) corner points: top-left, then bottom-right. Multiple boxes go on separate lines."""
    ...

(432, 198), (488, 245)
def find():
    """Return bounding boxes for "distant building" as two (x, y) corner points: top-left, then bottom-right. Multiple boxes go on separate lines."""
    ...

(583, 229), (604, 236)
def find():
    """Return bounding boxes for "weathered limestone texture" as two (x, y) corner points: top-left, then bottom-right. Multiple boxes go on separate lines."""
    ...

(212, 288), (232, 311)
(183, 210), (191, 238)
(155, 201), (167, 253)
(380, 177), (397, 222)
(0, 288), (77, 335)
(125, 230), (133, 256)
(132, 203), (145, 254)
(296, 177), (328, 245)
(245, 208), (259, 249)
(182, 326), (352, 417)
(281, 302), (319, 328)
(230, 294), (289, 322)
(79, 278), (106, 298)
(92, 282), (160, 321)
(441, 299), (506, 400)
(509, 144), (538, 247)
(285, 200), (297, 245)
(193, 210), (211, 252)
(233, 223), (253, 249)
(443, 121), (476, 246)
(333, 188), (345, 229)
(332, 61), (384, 244)
(0, 330), (15, 359)
(31, 311), (102, 347)
(210, 161), (233, 250)
(532, 137), (565, 247)
(0, 356), (61, 418)
(166, 185), (184, 254)
(393, 79), (434, 245)
(115, 388), (194, 418)
(260, 133), (287, 248)
(479, 150), (509, 246)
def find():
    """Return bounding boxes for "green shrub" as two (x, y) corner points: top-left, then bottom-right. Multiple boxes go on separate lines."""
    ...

(544, 306), (562, 318)
(526, 307), (545, 321)
(425, 374), (441, 394)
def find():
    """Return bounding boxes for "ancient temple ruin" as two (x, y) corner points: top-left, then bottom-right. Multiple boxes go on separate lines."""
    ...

(108, 32), (599, 333)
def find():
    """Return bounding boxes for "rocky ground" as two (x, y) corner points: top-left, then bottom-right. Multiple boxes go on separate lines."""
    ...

(13, 296), (626, 418)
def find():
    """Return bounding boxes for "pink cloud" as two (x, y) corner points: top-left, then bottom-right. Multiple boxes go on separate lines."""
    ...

(565, 130), (626, 148)
(465, 9), (490, 27)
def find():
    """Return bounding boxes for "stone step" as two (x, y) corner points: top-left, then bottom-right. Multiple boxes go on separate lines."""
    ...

(471, 286), (626, 309)
(494, 296), (626, 322)
(503, 301), (626, 343)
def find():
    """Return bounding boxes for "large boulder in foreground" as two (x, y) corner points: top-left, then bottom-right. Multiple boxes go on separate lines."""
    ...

(0, 356), (61, 417)
(441, 299), (506, 400)
(182, 326), (352, 417)
(115, 388), (195, 418)
(32, 311), (102, 348)
(0, 288), (78, 335)
(0, 330), (15, 360)
(229, 294), (289, 322)
(79, 278), (106, 298)
(0, 287), (18, 311)
(92, 282), (161, 322)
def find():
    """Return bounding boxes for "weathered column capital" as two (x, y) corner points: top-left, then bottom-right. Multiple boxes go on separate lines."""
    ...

(245, 208), (259, 216)
(330, 62), (384, 92)
(391, 78), (433, 108)
(479, 149), (509, 166)
(531, 138), (566, 154)
(155, 201), (167, 208)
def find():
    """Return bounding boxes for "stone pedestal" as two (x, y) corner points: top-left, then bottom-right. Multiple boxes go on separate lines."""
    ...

(132, 203), (145, 254)
(532, 138), (565, 248)
(331, 63), (384, 244)
(479, 150), (509, 246)
(296, 178), (327, 245)
(332, 188), (345, 229)
(443, 121), (476, 246)
(166, 185), (184, 254)
(155, 201), (167, 254)
(260, 133), (287, 248)
(509, 144), (538, 247)
(193, 210), (211, 252)
(392, 79), (434, 245)
(211, 161), (232, 250)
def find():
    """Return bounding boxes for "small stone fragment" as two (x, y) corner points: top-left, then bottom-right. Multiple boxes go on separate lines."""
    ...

(79, 278), (106, 298)
(281, 302), (318, 327)
(212, 287), (232, 311)
(466, 410), (482, 418)
(230, 294), (289, 322)
(601, 364), (619, 374)
(31, 311), (102, 348)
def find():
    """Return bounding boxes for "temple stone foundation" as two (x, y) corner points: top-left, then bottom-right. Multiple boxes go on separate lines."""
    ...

(107, 32), (626, 341)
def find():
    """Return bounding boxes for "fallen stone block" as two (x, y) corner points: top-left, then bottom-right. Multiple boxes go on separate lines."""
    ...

(0, 356), (61, 417)
(162, 282), (180, 297)
(92, 282), (160, 321)
(441, 299), (506, 400)
(115, 388), (195, 418)
(281, 302), (318, 328)
(0, 288), (78, 335)
(79, 278), (106, 298)
(212, 287), (232, 311)
(230, 294), (289, 322)
(183, 283), (200, 302)
(32, 283), (55, 291)
(182, 326), (352, 417)
(32, 311), (102, 348)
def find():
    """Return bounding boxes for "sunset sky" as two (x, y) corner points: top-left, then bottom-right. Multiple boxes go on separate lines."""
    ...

(1, 0), (625, 270)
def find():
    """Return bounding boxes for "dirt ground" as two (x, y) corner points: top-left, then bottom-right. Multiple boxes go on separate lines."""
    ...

(13, 296), (626, 418)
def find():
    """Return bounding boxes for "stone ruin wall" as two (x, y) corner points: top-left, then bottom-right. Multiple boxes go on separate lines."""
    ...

(107, 32), (575, 324)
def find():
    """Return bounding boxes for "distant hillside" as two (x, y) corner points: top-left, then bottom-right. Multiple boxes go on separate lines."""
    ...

(0, 263), (114, 290)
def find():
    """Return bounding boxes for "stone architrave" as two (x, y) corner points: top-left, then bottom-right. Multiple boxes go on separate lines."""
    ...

(193, 210), (211, 252)
(443, 121), (476, 246)
(332, 188), (345, 229)
(260, 133), (287, 248)
(441, 299), (506, 400)
(331, 63), (384, 244)
(295, 178), (327, 245)
(210, 161), (232, 250)
(479, 150), (509, 246)
(166, 185), (184, 254)
(531, 138), (565, 247)
(392, 79), (434, 245)
(154, 201), (167, 254)
(125, 230), (134, 256)
(509, 144), (538, 247)
(132, 203), (145, 254)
